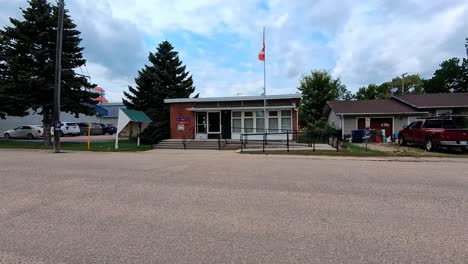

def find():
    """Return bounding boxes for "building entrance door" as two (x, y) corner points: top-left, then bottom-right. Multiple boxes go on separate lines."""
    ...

(221, 110), (231, 139)
(207, 112), (221, 139)
(196, 112), (207, 139)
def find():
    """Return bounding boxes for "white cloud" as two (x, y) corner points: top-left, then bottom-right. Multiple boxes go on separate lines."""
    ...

(85, 62), (134, 103)
(1, 0), (467, 100)
(331, 1), (468, 90)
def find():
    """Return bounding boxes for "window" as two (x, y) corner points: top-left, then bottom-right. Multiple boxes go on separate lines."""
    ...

(244, 111), (253, 117)
(269, 111), (278, 117)
(256, 118), (265, 132)
(443, 120), (457, 129)
(409, 121), (423, 129)
(423, 120), (442, 128)
(269, 118), (278, 131)
(232, 119), (241, 132)
(280, 110), (292, 132)
(244, 118), (254, 133)
(255, 111), (265, 132)
(232, 112), (241, 132)
(281, 117), (291, 132)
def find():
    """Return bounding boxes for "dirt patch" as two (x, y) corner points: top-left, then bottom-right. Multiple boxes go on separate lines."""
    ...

(356, 143), (463, 157)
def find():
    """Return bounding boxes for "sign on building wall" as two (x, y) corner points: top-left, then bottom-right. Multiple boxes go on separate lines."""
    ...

(365, 117), (370, 128)
(176, 117), (190, 124)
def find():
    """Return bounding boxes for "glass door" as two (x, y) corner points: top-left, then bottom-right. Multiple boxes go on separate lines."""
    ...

(196, 112), (207, 139)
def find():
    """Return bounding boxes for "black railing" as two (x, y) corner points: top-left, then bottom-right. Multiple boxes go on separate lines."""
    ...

(182, 135), (187, 150)
(217, 134), (227, 150)
(240, 129), (340, 153)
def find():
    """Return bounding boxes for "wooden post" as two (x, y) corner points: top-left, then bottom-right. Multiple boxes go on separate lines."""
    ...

(137, 123), (141, 147)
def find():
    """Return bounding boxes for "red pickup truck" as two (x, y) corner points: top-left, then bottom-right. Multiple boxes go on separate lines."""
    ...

(398, 118), (468, 152)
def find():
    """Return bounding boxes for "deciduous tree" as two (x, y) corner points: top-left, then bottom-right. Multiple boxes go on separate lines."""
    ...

(424, 58), (467, 93)
(298, 70), (350, 126)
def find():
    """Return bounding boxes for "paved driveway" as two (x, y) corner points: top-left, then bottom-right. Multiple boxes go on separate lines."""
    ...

(0, 149), (467, 263)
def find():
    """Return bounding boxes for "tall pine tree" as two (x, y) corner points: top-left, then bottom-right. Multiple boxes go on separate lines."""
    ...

(123, 41), (195, 142)
(0, 0), (98, 145)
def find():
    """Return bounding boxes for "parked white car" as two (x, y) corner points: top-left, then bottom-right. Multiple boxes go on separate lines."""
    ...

(58, 122), (81, 136)
(3, 125), (43, 139)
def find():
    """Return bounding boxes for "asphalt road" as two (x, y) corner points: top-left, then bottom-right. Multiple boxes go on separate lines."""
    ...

(0, 150), (467, 264)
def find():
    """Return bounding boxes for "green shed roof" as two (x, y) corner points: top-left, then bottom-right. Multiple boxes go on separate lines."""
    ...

(121, 109), (152, 123)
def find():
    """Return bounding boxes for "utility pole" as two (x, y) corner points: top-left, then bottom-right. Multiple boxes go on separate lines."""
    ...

(401, 72), (408, 95)
(53, 0), (65, 153)
(263, 27), (267, 134)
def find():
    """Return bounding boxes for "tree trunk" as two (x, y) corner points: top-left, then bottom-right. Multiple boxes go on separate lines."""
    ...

(42, 106), (53, 146)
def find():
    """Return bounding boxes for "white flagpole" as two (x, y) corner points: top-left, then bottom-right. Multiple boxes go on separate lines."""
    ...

(263, 27), (267, 133)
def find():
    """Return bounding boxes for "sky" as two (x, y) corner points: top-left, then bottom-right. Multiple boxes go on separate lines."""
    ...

(1, 0), (467, 102)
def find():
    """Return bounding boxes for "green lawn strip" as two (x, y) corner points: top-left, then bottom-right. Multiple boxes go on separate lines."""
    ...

(345, 143), (389, 156)
(241, 143), (468, 158)
(0, 140), (48, 149)
(0, 140), (152, 152)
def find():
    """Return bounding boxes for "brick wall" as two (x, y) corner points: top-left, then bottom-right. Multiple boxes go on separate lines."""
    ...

(169, 103), (195, 139)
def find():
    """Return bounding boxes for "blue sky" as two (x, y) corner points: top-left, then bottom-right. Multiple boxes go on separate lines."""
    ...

(1, 0), (467, 102)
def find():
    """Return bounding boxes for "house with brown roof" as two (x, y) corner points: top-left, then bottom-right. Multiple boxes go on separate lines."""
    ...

(324, 92), (468, 138)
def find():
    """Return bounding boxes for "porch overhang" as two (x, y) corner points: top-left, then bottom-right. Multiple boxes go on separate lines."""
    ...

(186, 105), (297, 111)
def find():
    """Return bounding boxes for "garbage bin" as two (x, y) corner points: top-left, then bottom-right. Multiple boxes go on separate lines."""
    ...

(351, 129), (364, 143)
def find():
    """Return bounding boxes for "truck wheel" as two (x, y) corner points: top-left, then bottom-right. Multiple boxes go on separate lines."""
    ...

(425, 138), (435, 152)
(398, 136), (407, 146)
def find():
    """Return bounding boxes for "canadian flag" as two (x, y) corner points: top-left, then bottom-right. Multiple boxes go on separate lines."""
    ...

(258, 29), (265, 61)
(258, 45), (265, 61)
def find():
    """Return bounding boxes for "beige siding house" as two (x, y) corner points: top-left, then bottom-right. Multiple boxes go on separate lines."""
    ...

(324, 92), (468, 139)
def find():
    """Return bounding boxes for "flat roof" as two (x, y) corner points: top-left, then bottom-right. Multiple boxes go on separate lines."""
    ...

(164, 94), (301, 103)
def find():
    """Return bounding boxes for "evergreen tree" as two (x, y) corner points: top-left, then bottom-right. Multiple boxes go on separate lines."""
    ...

(465, 37), (467, 57)
(0, 33), (25, 118)
(123, 41), (195, 142)
(0, 0), (97, 145)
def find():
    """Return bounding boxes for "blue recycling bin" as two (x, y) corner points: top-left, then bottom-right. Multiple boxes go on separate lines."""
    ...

(352, 129), (364, 143)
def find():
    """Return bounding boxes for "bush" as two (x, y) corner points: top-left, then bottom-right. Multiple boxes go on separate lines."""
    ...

(296, 120), (338, 144)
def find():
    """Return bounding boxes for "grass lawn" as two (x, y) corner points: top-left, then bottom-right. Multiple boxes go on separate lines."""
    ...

(242, 143), (468, 158)
(0, 140), (152, 152)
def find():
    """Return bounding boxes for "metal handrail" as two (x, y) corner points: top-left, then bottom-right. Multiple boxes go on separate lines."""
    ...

(240, 129), (340, 153)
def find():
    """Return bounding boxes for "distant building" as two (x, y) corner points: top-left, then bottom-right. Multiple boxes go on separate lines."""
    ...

(0, 102), (125, 133)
